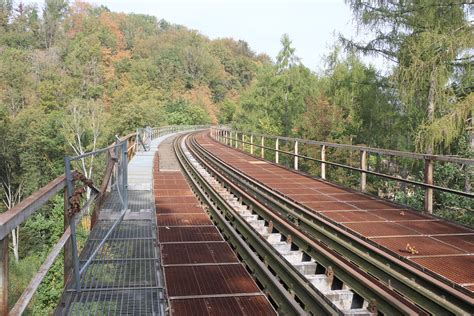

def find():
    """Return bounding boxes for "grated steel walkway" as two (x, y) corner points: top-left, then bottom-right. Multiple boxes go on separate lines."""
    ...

(154, 135), (276, 315)
(58, 134), (177, 315)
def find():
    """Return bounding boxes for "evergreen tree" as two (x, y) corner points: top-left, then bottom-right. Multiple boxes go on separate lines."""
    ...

(342, 0), (473, 153)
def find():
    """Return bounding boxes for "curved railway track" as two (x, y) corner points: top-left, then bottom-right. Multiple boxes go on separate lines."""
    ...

(181, 131), (474, 315)
(173, 132), (433, 315)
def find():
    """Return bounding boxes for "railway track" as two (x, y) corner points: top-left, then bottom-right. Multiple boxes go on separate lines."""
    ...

(174, 133), (430, 315)
(182, 130), (473, 315)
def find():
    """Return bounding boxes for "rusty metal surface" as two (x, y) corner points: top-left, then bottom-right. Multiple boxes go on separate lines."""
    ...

(165, 265), (260, 297)
(157, 213), (213, 226)
(170, 295), (275, 315)
(287, 194), (337, 202)
(158, 226), (223, 243)
(367, 209), (430, 221)
(411, 256), (474, 285)
(156, 204), (205, 214)
(301, 201), (358, 211)
(155, 196), (199, 204)
(154, 139), (275, 315)
(154, 189), (194, 197)
(321, 210), (384, 223)
(370, 236), (467, 257)
(396, 220), (474, 235)
(161, 242), (238, 265)
(434, 235), (474, 253)
(344, 222), (421, 237)
(196, 132), (474, 292)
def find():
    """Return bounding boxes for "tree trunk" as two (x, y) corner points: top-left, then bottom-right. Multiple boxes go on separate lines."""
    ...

(426, 69), (436, 154)
(1, 180), (22, 262)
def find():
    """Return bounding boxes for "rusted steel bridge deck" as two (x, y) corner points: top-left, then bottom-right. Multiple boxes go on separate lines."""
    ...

(154, 135), (276, 315)
(194, 132), (474, 295)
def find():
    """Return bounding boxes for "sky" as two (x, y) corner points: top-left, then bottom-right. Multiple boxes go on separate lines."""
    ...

(26, 0), (365, 71)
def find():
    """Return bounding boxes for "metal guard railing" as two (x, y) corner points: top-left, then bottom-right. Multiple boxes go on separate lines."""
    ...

(210, 127), (474, 214)
(0, 124), (208, 316)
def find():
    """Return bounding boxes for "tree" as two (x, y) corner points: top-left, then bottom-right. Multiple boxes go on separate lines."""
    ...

(2, 176), (22, 261)
(42, 0), (68, 48)
(298, 94), (344, 142)
(342, 0), (473, 153)
(165, 99), (210, 125)
(276, 34), (300, 73)
(62, 99), (105, 186)
(0, 47), (34, 116)
(321, 47), (406, 148)
(234, 35), (311, 136)
(0, 0), (13, 30)
(276, 34), (301, 136)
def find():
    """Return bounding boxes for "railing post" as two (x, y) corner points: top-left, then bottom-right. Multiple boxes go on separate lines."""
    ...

(294, 140), (298, 170)
(64, 189), (72, 286)
(242, 133), (245, 151)
(122, 141), (128, 210)
(235, 132), (238, 149)
(424, 159), (434, 213)
(275, 138), (279, 164)
(321, 145), (326, 180)
(360, 150), (367, 192)
(250, 134), (254, 155)
(64, 156), (81, 292)
(261, 136), (265, 158)
(0, 235), (8, 316)
(135, 128), (139, 153)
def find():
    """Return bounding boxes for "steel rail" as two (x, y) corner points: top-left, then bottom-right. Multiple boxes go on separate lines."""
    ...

(185, 133), (426, 316)
(174, 134), (321, 315)
(191, 132), (474, 315)
(223, 136), (474, 199)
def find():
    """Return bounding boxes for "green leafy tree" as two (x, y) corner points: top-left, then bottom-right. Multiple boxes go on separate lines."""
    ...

(42, 0), (68, 48)
(342, 0), (473, 153)
(165, 99), (210, 125)
(234, 35), (313, 136)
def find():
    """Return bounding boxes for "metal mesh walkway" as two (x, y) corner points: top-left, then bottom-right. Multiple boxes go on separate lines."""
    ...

(58, 135), (175, 315)
(58, 190), (163, 316)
